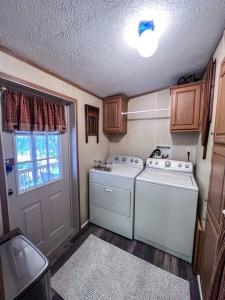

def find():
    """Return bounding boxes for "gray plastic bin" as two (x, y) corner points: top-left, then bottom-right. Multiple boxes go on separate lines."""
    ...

(0, 235), (51, 300)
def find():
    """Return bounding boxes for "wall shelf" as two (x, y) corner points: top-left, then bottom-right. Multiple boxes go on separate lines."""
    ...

(122, 108), (170, 115)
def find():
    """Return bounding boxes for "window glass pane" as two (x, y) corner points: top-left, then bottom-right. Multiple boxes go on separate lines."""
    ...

(49, 164), (60, 180)
(15, 132), (62, 193)
(48, 134), (59, 157)
(37, 159), (48, 167)
(15, 134), (32, 162)
(17, 162), (33, 171)
(49, 157), (59, 164)
(36, 167), (49, 186)
(35, 135), (47, 159)
(18, 170), (35, 191)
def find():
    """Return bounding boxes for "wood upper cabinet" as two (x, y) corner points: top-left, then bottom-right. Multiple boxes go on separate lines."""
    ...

(170, 82), (203, 132)
(103, 95), (128, 134)
(214, 58), (225, 145)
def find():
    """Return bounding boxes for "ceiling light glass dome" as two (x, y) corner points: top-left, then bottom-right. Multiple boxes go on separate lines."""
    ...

(137, 21), (158, 58)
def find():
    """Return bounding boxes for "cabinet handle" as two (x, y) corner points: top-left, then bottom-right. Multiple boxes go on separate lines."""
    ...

(104, 188), (113, 193)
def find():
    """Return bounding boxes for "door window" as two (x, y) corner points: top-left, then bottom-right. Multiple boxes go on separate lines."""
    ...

(15, 132), (62, 193)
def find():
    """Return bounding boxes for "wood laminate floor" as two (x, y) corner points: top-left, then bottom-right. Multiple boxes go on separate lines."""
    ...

(51, 223), (201, 300)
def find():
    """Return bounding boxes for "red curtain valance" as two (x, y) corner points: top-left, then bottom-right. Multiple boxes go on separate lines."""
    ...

(3, 89), (67, 133)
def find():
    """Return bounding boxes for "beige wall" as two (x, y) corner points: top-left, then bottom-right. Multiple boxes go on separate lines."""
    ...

(1, 32), (224, 231)
(109, 89), (199, 163)
(0, 51), (110, 230)
(196, 31), (225, 228)
(76, 89), (109, 223)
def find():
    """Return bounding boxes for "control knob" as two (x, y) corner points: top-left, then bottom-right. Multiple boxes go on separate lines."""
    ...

(185, 164), (189, 168)
(122, 157), (126, 162)
(135, 159), (139, 163)
(165, 161), (171, 167)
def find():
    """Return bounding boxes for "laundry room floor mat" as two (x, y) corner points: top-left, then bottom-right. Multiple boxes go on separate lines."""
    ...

(51, 234), (190, 299)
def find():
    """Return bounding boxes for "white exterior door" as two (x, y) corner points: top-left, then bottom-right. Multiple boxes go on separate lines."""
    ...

(2, 129), (72, 255)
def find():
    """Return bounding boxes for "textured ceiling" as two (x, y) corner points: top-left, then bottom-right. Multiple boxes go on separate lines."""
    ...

(0, 0), (225, 98)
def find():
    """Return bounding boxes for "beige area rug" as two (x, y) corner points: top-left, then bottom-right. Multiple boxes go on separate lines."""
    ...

(51, 234), (190, 300)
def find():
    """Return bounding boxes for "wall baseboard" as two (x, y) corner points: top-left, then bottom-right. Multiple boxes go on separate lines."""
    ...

(197, 275), (203, 300)
(81, 220), (89, 229)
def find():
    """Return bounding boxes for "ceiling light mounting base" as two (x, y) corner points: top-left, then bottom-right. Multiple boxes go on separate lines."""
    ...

(138, 20), (155, 36)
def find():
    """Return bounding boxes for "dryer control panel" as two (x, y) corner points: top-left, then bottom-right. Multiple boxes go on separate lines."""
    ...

(146, 158), (193, 173)
(107, 155), (144, 168)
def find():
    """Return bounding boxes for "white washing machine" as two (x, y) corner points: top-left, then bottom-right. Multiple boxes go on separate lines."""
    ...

(134, 158), (198, 263)
(89, 155), (144, 239)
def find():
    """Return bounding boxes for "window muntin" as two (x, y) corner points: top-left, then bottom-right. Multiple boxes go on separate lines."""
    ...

(14, 132), (62, 193)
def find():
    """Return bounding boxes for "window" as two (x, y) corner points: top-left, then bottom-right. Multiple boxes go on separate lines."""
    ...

(15, 132), (62, 193)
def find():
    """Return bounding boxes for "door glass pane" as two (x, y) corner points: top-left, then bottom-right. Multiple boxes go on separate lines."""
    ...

(49, 157), (59, 164)
(18, 170), (35, 191)
(49, 164), (60, 180)
(15, 132), (62, 193)
(17, 162), (33, 171)
(36, 167), (49, 186)
(48, 134), (59, 157)
(35, 135), (47, 159)
(15, 134), (32, 162)
(37, 159), (48, 167)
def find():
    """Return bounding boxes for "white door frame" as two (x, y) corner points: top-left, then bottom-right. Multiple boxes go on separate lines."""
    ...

(0, 81), (80, 249)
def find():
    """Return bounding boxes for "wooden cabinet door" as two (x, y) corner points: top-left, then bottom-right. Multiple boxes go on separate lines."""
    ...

(200, 210), (218, 298)
(214, 59), (225, 145)
(200, 146), (225, 297)
(103, 96), (128, 134)
(104, 98), (120, 132)
(207, 146), (225, 231)
(170, 83), (202, 132)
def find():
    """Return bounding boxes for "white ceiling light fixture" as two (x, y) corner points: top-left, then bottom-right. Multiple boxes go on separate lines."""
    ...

(124, 8), (168, 58)
(137, 20), (158, 58)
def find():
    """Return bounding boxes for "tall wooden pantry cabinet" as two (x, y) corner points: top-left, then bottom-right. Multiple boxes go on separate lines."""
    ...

(200, 58), (225, 298)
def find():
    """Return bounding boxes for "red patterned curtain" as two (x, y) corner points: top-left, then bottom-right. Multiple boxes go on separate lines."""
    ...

(3, 89), (67, 133)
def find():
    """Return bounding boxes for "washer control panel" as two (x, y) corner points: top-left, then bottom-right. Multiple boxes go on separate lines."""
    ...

(146, 158), (193, 172)
(107, 155), (144, 168)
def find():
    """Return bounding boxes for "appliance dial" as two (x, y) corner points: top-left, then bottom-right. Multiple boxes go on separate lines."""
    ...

(122, 157), (126, 161)
(155, 161), (158, 165)
(178, 163), (182, 167)
(185, 164), (189, 168)
(149, 160), (152, 164)
(165, 161), (171, 167)
(135, 159), (139, 163)
(130, 158), (134, 162)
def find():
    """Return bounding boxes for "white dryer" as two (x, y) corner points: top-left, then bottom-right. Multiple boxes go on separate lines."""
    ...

(89, 155), (144, 239)
(134, 158), (198, 263)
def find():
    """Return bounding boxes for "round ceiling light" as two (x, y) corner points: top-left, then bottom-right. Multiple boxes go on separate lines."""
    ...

(137, 20), (158, 58)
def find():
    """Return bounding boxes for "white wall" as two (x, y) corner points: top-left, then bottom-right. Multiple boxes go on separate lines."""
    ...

(109, 89), (199, 163)
(0, 51), (110, 230)
(196, 31), (225, 227)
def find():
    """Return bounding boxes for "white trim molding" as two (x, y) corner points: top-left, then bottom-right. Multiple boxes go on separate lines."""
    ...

(197, 275), (203, 300)
(81, 220), (89, 229)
